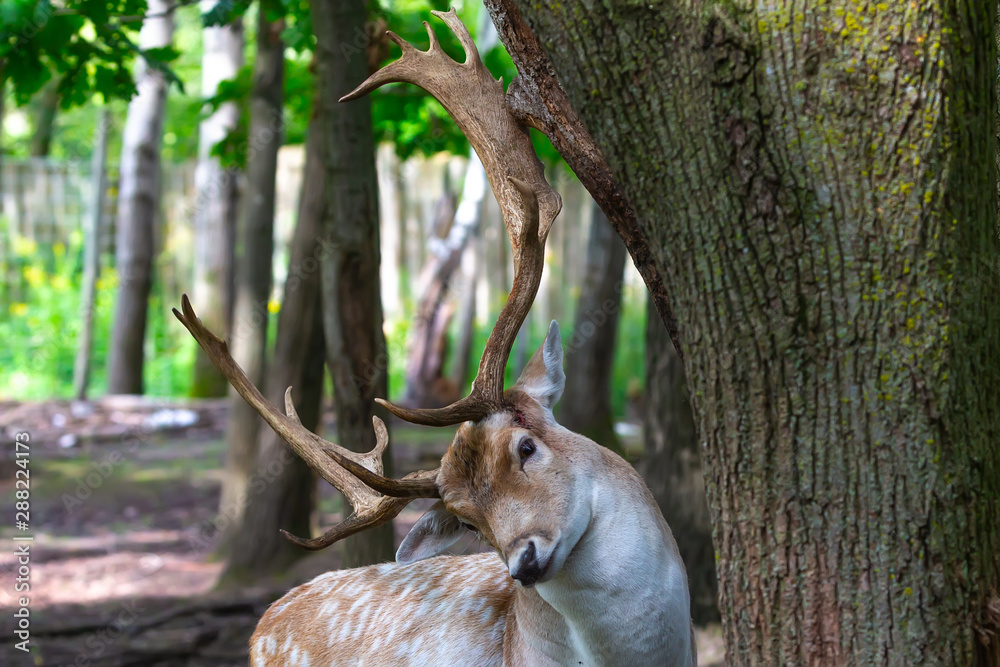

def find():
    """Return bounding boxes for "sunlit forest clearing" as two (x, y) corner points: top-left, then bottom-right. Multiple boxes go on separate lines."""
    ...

(1, 0), (998, 665)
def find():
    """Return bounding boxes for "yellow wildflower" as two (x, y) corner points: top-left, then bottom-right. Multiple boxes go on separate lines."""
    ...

(23, 265), (46, 288)
(13, 236), (37, 257)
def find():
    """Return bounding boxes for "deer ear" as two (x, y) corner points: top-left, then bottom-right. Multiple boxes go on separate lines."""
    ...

(513, 320), (565, 411)
(396, 502), (465, 564)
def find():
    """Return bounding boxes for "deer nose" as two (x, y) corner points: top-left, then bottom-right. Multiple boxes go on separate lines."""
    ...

(509, 540), (546, 587)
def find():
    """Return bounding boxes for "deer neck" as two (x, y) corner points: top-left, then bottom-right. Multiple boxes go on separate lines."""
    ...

(508, 444), (693, 667)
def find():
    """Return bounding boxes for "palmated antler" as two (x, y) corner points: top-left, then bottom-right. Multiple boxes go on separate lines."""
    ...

(342, 8), (561, 426)
(173, 295), (439, 550)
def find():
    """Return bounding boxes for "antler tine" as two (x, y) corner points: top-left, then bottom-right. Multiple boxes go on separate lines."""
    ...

(341, 8), (560, 427)
(173, 295), (439, 550)
(280, 497), (411, 551)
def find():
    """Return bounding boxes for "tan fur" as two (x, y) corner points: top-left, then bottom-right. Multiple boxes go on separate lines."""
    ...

(249, 335), (695, 667)
(252, 554), (514, 667)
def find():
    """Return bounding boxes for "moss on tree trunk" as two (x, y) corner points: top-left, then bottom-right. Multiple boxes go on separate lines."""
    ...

(500, 0), (1000, 663)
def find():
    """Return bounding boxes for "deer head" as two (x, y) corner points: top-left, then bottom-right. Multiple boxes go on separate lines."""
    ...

(173, 8), (565, 556)
(397, 322), (591, 587)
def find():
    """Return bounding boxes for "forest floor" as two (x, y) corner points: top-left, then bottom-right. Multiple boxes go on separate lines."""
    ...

(0, 397), (725, 666)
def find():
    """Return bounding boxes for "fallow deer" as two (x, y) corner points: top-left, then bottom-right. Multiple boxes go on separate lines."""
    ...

(174, 9), (695, 666)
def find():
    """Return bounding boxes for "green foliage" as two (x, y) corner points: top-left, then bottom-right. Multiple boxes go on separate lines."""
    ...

(610, 286), (646, 417)
(384, 314), (411, 401)
(369, 1), (563, 165)
(0, 221), (199, 399)
(208, 53), (313, 168)
(0, 225), (112, 398)
(1, 0), (181, 105)
(201, 0), (251, 28)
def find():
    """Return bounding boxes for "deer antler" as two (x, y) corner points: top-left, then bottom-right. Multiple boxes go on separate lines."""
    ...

(342, 8), (561, 426)
(173, 295), (439, 550)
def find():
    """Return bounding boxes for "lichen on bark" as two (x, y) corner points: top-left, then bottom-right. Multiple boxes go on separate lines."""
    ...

(497, 0), (1000, 663)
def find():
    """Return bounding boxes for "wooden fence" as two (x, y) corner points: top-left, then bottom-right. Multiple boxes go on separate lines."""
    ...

(0, 149), (638, 324)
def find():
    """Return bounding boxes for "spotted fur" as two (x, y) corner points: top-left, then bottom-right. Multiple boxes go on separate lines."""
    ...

(250, 324), (695, 666)
(252, 554), (513, 667)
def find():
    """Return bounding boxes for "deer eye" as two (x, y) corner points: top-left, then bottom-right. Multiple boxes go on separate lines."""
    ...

(461, 521), (476, 532)
(518, 437), (536, 461)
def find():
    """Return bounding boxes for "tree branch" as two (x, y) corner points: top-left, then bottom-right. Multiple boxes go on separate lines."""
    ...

(483, 0), (683, 359)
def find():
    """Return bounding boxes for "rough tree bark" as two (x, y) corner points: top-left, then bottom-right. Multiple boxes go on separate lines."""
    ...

(218, 120), (327, 582)
(219, 2), (282, 524)
(311, 0), (395, 568)
(488, 1), (1000, 664)
(107, 0), (175, 394)
(191, 6), (243, 398)
(558, 202), (627, 453)
(639, 292), (718, 625)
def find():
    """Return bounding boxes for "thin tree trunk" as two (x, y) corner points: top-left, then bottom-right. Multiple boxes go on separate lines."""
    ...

(107, 0), (175, 395)
(191, 8), (243, 398)
(311, 0), (395, 568)
(218, 120), (327, 582)
(639, 292), (717, 625)
(30, 76), (61, 158)
(219, 3), (282, 523)
(489, 1), (1000, 663)
(557, 201), (626, 453)
(73, 109), (111, 400)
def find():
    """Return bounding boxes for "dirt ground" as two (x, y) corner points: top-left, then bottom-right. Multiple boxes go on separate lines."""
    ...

(0, 397), (725, 666)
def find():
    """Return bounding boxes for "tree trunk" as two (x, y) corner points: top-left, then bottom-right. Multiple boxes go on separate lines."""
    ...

(107, 0), (175, 395)
(219, 3), (282, 524)
(73, 109), (111, 400)
(191, 8), (243, 398)
(557, 202), (627, 453)
(217, 120), (327, 583)
(490, 1), (1000, 664)
(311, 0), (395, 568)
(639, 292), (718, 625)
(30, 75), (61, 158)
